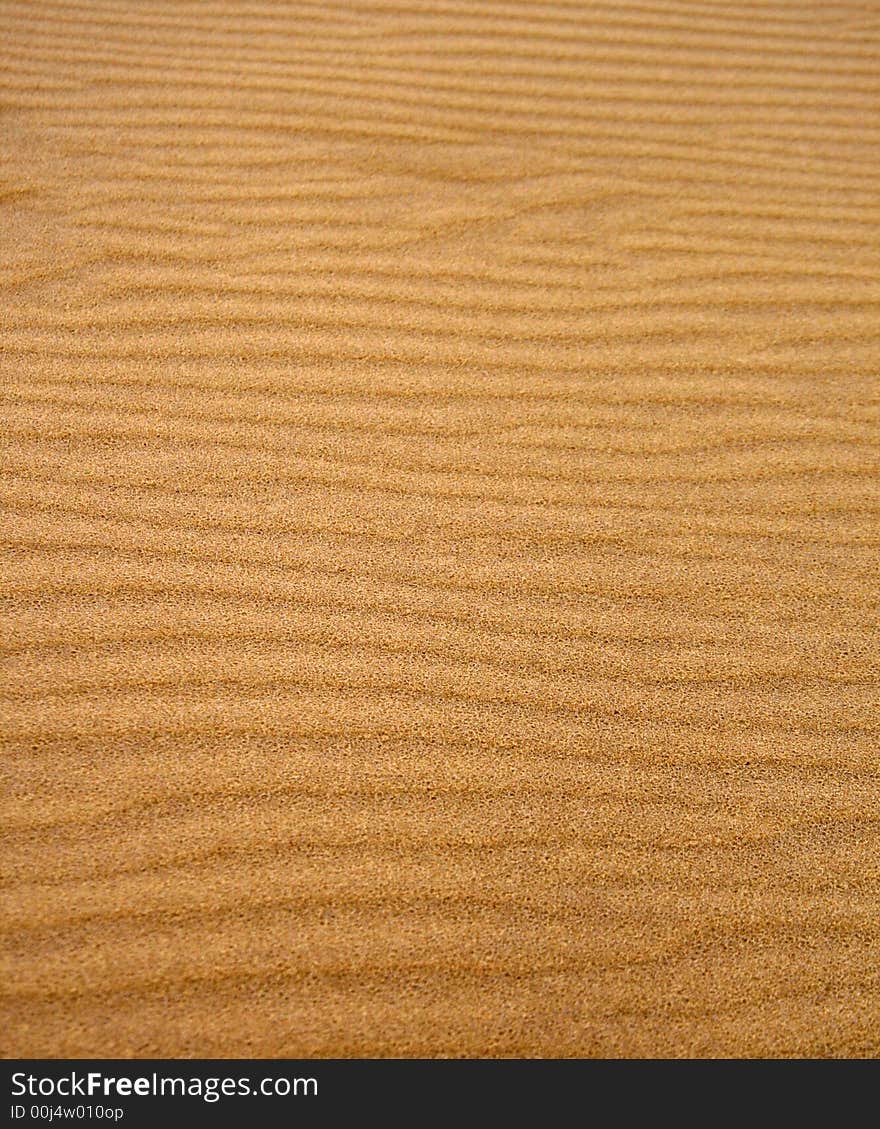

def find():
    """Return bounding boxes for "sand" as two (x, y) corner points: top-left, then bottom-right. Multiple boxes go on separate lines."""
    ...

(1, 0), (878, 1058)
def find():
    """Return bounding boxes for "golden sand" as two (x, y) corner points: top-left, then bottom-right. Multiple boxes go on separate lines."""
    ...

(2, 1), (878, 1057)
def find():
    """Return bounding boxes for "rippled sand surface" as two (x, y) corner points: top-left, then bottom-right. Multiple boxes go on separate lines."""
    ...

(2, 1), (879, 1057)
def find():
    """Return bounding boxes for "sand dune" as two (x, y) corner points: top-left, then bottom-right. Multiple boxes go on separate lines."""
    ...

(2, 0), (878, 1057)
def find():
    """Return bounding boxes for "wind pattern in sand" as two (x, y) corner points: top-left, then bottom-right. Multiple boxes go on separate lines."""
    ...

(2, 0), (879, 1057)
